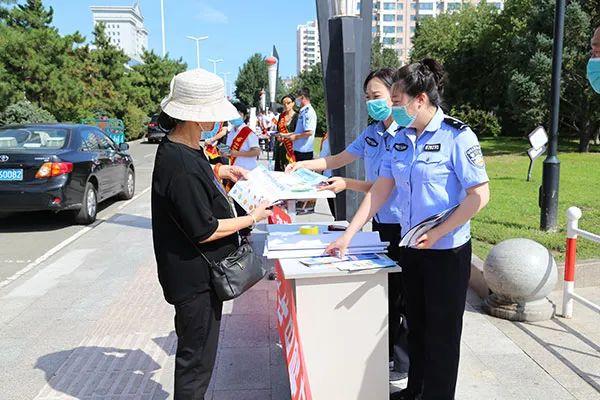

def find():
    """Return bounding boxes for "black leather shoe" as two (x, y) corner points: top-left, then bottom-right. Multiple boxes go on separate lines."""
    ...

(390, 388), (422, 400)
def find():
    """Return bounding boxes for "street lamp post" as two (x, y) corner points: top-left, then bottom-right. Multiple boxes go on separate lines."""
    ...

(316, 0), (373, 220)
(540, 0), (565, 231)
(221, 72), (231, 98)
(186, 35), (208, 69)
(208, 58), (224, 74)
(160, 0), (166, 57)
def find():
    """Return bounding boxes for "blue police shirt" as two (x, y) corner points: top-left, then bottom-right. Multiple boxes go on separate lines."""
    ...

(294, 104), (317, 153)
(346, 121), (402, 224)
(380, 107), (489, 250)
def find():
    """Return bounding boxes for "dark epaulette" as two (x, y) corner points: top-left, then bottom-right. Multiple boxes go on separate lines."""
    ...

(443, 117), (469, 132)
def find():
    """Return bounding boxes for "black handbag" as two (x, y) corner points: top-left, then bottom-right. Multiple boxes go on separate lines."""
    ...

(168, 211), (267, 302)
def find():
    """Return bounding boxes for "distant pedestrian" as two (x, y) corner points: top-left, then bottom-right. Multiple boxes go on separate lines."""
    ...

(273, 94), (298, 171)
(279, 87), (316, 161)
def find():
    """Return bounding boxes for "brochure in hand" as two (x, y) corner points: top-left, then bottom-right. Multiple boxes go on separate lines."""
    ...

(228, 165), (334, 213)
(398, 205), (459, 248)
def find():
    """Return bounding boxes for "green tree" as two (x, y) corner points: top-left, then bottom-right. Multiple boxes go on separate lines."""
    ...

(0, 99), (56, 124)
(234, 53), (268, 108)
(410, 0), (600, 151)
(371, 35), (401, 70)
(133, 50), (187, 112)
(6, 0), (52, 29)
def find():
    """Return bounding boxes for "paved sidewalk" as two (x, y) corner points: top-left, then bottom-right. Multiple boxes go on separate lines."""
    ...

(1, 175), (598, 399)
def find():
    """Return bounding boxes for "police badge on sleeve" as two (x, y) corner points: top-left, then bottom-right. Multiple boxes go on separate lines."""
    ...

(466, 145), (485, 168)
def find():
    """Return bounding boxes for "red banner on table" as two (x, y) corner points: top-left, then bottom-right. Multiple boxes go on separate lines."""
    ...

(269, 207), (311, 399)
(275, 260), (312, 400)
(268, 206), (292, 225)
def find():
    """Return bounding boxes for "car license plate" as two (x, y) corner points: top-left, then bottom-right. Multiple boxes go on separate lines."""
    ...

(0, 169), (23, 181)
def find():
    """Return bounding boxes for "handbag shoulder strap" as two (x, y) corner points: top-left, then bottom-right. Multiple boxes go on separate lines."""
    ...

(167, 209), (212, 266)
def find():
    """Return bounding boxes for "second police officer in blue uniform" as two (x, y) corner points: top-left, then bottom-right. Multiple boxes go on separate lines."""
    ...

(326, 59), (490, 400)
(287, 68), (410, 381)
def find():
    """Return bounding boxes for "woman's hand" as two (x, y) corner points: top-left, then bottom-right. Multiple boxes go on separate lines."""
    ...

(285, 161), (305, 173)
(414, 227), (442, 250)
(218, 165), (248, 182)
(318, 177), (347, 193)
(205, 136), (217, 145)
(250, 201), (273, 222)
(325, 234), (352, 258)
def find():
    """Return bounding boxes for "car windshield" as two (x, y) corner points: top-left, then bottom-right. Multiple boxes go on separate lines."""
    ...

(0, 127), (69, 150)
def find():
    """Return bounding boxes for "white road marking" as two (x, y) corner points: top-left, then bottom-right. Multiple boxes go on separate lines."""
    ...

(144, 153), (154, 158)
(4, 249), (94, 298)
(0, 186), (152, 290)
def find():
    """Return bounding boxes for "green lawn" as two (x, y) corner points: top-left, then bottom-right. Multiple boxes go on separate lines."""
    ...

(472, 138), (600, 262)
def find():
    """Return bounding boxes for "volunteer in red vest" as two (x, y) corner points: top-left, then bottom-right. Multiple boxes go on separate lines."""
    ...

(226, 107), (261, 235)
(274, 94), (299, 171)
(226, 108), (261, 172)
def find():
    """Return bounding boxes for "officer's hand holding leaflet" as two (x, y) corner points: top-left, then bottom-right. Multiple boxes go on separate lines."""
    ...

(413, 183), (489, 249)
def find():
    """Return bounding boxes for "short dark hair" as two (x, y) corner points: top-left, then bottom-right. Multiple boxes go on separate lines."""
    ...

(233, 102), (248, 116)
(393, 58), (446, 107)
(363, 68), (395, 92)
(296, 87), (310, 100)
(280, 94), (295, 104)
(157, 111), (183, 133)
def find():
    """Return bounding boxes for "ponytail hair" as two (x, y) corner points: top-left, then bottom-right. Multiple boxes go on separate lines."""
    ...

(393, 58), (446, 107)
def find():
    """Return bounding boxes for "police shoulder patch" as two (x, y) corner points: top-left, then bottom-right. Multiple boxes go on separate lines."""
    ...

(394, 143), (408, 152)
(365, 137), (378, 147)
(465, 145), (485, 168)
(444, 117), (469, 132)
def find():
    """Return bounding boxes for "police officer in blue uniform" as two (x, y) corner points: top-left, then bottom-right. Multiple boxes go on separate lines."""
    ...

(326, 59), (490, 400)
(288, 68), (410, 380)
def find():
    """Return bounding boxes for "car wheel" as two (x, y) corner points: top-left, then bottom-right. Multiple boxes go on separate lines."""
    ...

(74, 182), (98, 225)
(117, 168), (135, 200)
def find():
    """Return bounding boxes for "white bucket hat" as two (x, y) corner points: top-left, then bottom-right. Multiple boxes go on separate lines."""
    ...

(160, 68), (239, 122)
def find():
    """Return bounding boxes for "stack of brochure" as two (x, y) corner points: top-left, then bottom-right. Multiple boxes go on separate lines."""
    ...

(298, 253), (397, 272)
(264, 231), (388, 259)
(228, 165), (335, 213)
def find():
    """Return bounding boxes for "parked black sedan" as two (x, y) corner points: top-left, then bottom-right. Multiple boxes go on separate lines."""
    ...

(0, 124), (135, 224)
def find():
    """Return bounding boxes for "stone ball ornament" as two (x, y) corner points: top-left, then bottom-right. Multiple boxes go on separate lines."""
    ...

(483, 238), (558, 321)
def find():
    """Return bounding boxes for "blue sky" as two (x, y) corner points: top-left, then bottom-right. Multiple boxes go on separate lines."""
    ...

(44, 0), (317, 84)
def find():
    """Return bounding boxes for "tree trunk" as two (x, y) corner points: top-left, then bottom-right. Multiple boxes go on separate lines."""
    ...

(578, 120), (591, 153)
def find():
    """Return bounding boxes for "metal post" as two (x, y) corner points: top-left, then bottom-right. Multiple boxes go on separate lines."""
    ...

(316, 0), (373, 220)
(160, 0), (166, 57)
(562, 207), (581, 318)
(540, 0), (565, 231)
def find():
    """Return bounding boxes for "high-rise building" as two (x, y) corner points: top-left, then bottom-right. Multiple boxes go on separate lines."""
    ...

(297, 20), (321, 73)
(90, 1), (149, 64)
(414, 0), (503, 18)
(297, 1), (504, 71)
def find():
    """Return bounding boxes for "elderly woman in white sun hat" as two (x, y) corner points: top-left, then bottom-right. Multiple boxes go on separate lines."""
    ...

(151, 68), (272, 399)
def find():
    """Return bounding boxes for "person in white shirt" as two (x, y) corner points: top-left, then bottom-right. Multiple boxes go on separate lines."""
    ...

(226, 109), (260, 171)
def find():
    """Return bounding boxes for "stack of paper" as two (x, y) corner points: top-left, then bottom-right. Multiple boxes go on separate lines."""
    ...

(264, 231), (388, 259)
(229, 166), (335, 213)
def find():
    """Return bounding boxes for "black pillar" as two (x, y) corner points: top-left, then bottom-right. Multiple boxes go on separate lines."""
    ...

(316, 0), (372, 221)
(540, 0), (565, 231)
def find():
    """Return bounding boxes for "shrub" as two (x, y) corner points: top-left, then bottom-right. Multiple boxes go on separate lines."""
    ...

(0, 100), (57, 125)
(122, 104), (149, 141)
(449, 104), (501, 137)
